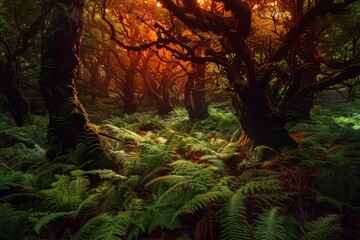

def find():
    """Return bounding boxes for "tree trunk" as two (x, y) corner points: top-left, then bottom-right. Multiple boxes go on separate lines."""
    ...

(122, 68), (137, 114)
(238, 90), (297, 150)
(156, 83), (173, 115)
(148, 86), (172, 116)
(184, 63), (209, 121)
(0, 60), (29, 126)
(40, 1), (108, 167)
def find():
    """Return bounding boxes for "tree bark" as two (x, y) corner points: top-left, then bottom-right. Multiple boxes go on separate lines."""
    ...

(40, 1), (108, 167)
(184, 63), (209, 121)
(238, 90), (297, 150)
(156, 82), (173, 116)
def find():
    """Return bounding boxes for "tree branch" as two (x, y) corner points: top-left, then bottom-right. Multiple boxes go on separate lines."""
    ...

(298, 63), (360, 96)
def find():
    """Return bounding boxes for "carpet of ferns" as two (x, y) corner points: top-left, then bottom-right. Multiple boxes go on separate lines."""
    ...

(0, 99), (360, 240)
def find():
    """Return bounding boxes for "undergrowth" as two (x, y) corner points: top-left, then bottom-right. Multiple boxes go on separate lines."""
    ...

(0, 102), (359, 239)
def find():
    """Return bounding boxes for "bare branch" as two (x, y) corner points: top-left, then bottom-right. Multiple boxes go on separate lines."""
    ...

(298, 63), (360, 96)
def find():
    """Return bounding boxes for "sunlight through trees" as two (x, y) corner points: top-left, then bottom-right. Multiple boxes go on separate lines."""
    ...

(1, 0), (360, 239)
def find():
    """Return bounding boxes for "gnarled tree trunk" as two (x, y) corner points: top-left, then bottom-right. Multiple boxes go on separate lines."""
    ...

(40, 0), (108, 167)
(237, 89), (297, 149)
(184, 62), (209, 121)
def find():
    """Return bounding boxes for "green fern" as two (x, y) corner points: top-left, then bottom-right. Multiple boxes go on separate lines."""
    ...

(316, 170), (360, 214)
(75, 169), (127, 181)
(239, 178), (283, 194)
(301, 214), (341, 240)
(71, 212), (135, 240)
(0, 202), (32, 240)
(0, 202), (27, 226)
(0, 171), (24, 190)
(102, 124), (144, 143)
(253, 207), (286, 240)
(220, 190), (250, 240)
(173, 190), (228, 218)
(40, 171), (90, 210)
(31, 211), (76, 234)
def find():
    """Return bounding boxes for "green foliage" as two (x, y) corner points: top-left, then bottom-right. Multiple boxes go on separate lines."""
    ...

(253, 207), (287, 240)
(40, 171), (90, 210)
(0, 102), (359, 239)
(220, 190), (250, 240)
(71, 213), (129, 240)
(316, 170), (360, 214)
(238, 178), (283, 194)
(301, 214), (342, 240)
(0, 203), (32, 240)
(0, 171), (24, 190)
(31, 211), (76, 234)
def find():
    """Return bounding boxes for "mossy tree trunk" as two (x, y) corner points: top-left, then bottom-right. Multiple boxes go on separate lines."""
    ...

(184, 62), (209, 121)
(40, 0), (107, 167)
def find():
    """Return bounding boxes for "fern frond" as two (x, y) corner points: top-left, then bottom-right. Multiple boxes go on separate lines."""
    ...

(71, 213), (116, 240)
(220, 190), (250, 240)
(301, 214), (341, 240)
(72, 212), (135, 240)
(103, 125), (144, 143)
(33, 211), (76, 234)
(78, 169), (127, 181)
(154, 183), (194, 208)
(173, 190), (228, 218)
(40, 172), (90, 210)
(239, 178), (283, 194)
(253, 207), (286, 240)
(0, 171), (24, 190)
(0, 202), (27, 225)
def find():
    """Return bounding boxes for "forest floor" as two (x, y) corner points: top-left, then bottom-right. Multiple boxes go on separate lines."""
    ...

(0, 91), (359, 240)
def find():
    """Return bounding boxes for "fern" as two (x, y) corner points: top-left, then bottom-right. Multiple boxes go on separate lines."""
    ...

(102, 124), (144, 143)
(131, 204), (181, 237)
(75, 169), (127, 181)
(0, 171), (24, 190)
(239, 178), (283, 194)
(32, 211), (76, 234)
(173, 190), (228, 218)
(72, 212), (135, 240)
(0, 202), (31, 240)
(220, 190), (250, 240)
(0, 143), (47, 171)
(253, 207), (286, 240)
(0, 202), (27, 226)
(301, 214), (341, 240)
(316, 170), (360, 214)
(40, 171), (90, 210)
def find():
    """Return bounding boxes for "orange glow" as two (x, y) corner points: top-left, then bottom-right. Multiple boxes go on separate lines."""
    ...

(267, 1), (278, 7)
(156, 2), (162, 7)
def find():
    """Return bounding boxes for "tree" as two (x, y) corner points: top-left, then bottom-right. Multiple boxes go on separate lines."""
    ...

(0, 0), (47, 126)
(151, 0), (360, 149)
(95, 0), (360, 149)
(40, 0), (108, 167)
(185, 61), (209, 120)
(138, 49), (186, 115)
